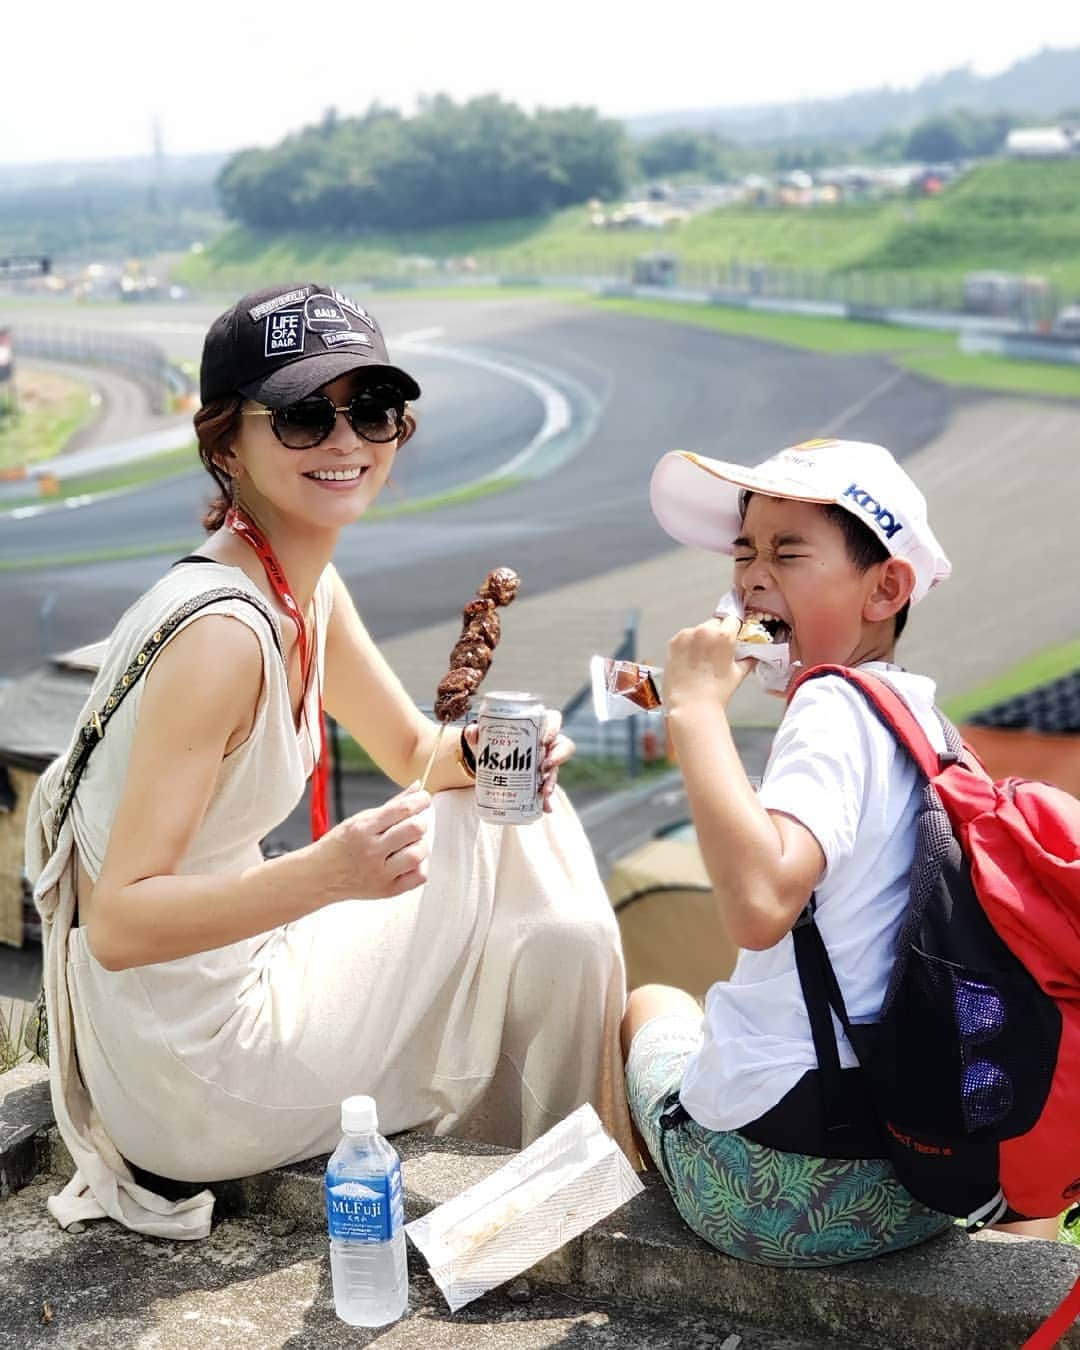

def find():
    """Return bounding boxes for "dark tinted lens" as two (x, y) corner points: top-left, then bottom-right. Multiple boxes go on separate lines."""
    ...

(273, 396), (336, 448)
(347, 389), (404, 443)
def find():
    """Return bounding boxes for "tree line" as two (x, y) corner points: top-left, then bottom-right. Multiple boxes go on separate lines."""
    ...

(217, 97), (629, 231)
(220, 94), (1080, 236)
(637, 104), (1080, 180)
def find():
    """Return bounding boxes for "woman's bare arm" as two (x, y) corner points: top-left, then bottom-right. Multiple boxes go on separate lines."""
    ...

(321, 565), (474, 792)
(86, 614), (431, 972)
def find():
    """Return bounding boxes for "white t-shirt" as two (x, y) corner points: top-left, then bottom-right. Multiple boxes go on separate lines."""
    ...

(678, 662), (947, 1133)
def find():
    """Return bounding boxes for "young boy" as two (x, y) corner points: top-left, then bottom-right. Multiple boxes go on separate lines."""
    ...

(621, 437), (964, 1266)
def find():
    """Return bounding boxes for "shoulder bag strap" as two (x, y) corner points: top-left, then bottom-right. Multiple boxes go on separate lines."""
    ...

(51, 587), (283, 850)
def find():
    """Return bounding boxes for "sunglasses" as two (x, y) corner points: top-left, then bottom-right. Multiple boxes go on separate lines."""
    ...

(242, 386), (406, 449)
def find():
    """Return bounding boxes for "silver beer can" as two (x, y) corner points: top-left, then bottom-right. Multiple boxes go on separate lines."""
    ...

(475, 691), (545, 826)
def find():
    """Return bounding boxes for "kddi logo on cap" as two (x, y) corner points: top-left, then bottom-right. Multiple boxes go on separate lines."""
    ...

(303, 295), (350, 332)
(843, 483), (904, 540)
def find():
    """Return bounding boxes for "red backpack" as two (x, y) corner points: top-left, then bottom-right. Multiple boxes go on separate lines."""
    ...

(785, 665), (1080, 1241)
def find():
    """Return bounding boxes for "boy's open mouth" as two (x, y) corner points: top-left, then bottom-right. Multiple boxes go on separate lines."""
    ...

(745, 609), (792, 644)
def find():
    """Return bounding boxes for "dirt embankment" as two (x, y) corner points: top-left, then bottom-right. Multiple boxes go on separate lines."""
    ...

(0, 366), (95, 474)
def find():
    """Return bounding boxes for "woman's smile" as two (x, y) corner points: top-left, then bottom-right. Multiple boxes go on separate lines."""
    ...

(302, 464), (371, 489)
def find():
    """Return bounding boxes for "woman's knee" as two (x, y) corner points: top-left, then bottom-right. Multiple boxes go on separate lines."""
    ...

(530, 912), (622, 977)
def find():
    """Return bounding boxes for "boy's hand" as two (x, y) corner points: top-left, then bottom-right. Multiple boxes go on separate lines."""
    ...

(664, 615), (752, 712)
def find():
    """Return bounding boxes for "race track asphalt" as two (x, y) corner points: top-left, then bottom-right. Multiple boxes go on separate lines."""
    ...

(0, 295), (957, 677)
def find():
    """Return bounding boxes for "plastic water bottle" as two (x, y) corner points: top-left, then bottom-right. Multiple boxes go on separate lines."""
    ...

(325, 1095), (408, 1326)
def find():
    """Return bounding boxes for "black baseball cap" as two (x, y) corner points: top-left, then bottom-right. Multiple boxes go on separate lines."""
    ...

(199, 282), (422, 408)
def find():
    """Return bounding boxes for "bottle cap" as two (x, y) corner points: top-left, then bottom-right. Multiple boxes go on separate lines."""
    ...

(341, 1095), (377, 1134)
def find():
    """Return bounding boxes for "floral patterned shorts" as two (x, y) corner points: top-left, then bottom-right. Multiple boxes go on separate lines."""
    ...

(625, 1014), (954, 1268)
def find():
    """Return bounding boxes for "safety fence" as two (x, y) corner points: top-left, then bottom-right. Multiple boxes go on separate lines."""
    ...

(7, 325), (194, 413)
(347, 252), (1076, 331)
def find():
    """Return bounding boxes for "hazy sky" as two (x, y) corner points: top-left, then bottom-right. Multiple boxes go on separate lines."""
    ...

(4, 0), (1079, 164)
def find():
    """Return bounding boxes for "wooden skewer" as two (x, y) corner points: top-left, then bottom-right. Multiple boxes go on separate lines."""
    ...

(418, 722), (448, 792)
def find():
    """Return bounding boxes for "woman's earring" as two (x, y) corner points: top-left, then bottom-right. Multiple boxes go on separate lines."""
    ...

(230, 463), (243, 495)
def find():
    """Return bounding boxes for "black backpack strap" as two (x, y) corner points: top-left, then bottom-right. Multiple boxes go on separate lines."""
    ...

(792, 897), (875, 1138)
(52, 586), (282, 850)
(932, 706), (965, 760)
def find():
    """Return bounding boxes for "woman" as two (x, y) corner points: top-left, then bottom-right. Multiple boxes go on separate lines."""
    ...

(27, 282), (632, 1240)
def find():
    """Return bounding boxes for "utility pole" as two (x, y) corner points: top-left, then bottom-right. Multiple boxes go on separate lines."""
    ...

(0, 327), (13, 417)
(149, 116), (165, 216)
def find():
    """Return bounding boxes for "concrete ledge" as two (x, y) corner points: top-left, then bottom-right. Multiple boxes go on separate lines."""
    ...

(1, 1176), (834, 1350)
(0, 1061), (51, 1198)
(580, 1187), (1080, 1350)
(169, 1130), (1080, 1349)
(4, 1066), (1080, 1349)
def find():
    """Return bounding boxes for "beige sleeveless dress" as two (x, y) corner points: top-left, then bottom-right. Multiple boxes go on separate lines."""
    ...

(26, 561), (632, 1240)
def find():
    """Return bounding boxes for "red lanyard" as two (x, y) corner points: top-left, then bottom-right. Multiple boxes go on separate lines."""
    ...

(225, 506), (330, 840)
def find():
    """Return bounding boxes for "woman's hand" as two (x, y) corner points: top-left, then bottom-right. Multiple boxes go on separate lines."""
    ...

(538, 708), (574, 812)
(318, 783), (432, 901)
(463, 709), (574, 813)
(664, 615), (752, 714)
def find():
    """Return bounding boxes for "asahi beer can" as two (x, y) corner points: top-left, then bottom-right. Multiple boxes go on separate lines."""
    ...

(475, 691), (545, 826)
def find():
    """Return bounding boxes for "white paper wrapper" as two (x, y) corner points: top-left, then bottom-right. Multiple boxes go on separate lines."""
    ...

(713, 589), (800, 694)
(590, 655), (664, 722)
(405, 1103), (643, 1312)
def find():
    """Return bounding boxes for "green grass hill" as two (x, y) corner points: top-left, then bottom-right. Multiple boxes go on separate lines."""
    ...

(173, 159), (1080, 300)
(856, 159), (1080, 283)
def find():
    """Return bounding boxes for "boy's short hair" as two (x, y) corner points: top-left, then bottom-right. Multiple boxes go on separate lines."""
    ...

(822, 502), (910, 640)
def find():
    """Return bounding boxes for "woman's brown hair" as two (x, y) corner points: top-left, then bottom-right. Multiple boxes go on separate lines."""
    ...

(194, 396), (244, 532)
(193, 399), (418, 533)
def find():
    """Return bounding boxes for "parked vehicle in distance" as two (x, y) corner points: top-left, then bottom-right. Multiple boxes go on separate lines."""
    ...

(632, 252), (679, 287)
(1052, 304), (1080, 338)
(962, 270), (1050, 318)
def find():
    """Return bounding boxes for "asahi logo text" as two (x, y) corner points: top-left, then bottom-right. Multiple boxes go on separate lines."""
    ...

(478, 744), (534, 772)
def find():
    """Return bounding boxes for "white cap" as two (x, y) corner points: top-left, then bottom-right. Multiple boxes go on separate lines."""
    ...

(649, 437), (951, 604)
(341, 1095), (378, 1134)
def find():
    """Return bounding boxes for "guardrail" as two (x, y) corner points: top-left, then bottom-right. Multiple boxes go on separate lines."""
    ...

(320, 262), (1080, 358)
(607, 282), (1080, 362)
(502, 273), (1080, 364)
(10, 325), (195, 413)
(960, 328), (1080, 365)
(338, 252), (1073, 329)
